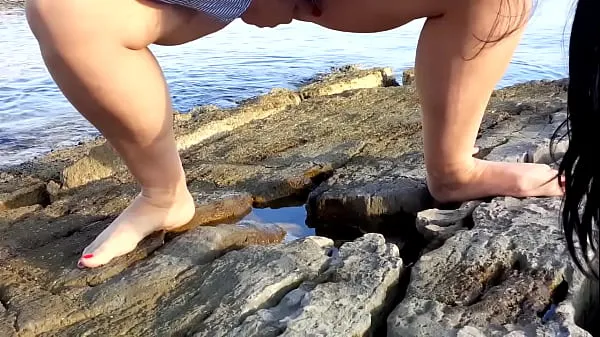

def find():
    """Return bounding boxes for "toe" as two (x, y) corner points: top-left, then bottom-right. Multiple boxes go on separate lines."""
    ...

(77, 238), (138, 268)
(78, 252), (105, 268)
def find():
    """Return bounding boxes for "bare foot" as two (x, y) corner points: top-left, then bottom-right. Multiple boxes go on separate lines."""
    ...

(78, 190), (196, 268)
(429, 159), (564, 203)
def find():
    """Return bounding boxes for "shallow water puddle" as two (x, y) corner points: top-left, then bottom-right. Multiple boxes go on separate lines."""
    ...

(240, 206), (315, 242)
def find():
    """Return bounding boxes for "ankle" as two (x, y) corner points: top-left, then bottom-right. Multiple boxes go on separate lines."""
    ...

(426, 159), (483, 203)
(140, 182), (193, 206)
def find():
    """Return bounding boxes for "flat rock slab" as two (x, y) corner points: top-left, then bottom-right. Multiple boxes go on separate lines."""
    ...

(0, 173), (48, 211)
(32, 233), (402, 337)
(0, 224), (288, 337)
(299, 66), (396, 99)
(184, 141), (365, 207)
(186, 191), (254, 229)
(388, 197), (592, 337)
(180, 86), (423, 166)
(307, 157), (430, 231)
(475, 89), (568, 165)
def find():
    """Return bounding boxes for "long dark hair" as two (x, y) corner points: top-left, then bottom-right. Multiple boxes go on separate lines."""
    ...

(552, 0), (600, 280)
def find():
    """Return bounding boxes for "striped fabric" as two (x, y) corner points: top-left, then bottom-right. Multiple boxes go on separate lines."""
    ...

(157, 0), (253, 22)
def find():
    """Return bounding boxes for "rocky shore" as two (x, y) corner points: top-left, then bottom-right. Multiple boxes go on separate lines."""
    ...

(0, 66), (597, 337)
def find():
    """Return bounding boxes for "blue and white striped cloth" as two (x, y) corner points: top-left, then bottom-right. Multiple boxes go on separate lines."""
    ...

(157, 0), (253, 22)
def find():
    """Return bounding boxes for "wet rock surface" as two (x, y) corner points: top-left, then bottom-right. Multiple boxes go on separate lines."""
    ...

(1, 67), (596, 336)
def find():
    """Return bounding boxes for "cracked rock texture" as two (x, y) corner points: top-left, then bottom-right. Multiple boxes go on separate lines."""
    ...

(415, 200), (481, 249)
(389, 197), (592, 337)
(231, 234), (403, 337)
(1, 66), (597, 336)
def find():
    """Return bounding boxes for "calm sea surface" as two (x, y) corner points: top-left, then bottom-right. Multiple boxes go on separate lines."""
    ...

(0, 0), (573, 168)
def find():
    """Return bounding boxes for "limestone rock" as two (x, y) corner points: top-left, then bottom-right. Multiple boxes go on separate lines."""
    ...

(185, 191), (254, 230)
(416, 200), (481, 243)
(1, 72), (587, 337)
(0, 316), (17, 337)
(307, 159), (431, 231)
(231, 233), (403, 337)
(480, 105), (567, 165)
(0, 245), (10, 261)
(300, 66), (396, 99)
(183, 236), (335, 337)
(176, 88), (301, 151)
(45, 180), (61, 203)
(46, 191), (255, 290)
(0, 204), (43, 227)
(60, 142), (124, 189)
(402, 68), (415, 86)
(4, 224), (287, 336)
(79, 223), (287, 313)
(572, 258), (600, 337)
(0, 175), (47, 211)
(173, 111), (193, 122)
(67, 236), (331, 336)
(185, 141), (365, 207)
(42, 234), (403, 337)
(388, 197), (592, 337)
(0, 171), (14, 183)
(191, 85), (423, 162)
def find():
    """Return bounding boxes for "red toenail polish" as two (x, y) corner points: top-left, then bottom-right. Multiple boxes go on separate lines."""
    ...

(83, 254), (94, 259)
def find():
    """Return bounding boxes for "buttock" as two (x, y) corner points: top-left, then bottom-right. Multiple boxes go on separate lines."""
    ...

(154, 0), (252, 22)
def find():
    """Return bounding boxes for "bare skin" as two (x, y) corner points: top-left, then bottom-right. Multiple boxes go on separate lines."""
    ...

(26, 0), (224, 268)
(26, 0), (302, 269)
(294, 0), (563, 202)
(26, 0), (562, 269)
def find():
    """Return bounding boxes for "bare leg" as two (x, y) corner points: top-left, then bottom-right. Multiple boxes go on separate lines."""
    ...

(296, 0), (564, 203)
(26, 0), (226, 268)
(416, 0), (563, 202)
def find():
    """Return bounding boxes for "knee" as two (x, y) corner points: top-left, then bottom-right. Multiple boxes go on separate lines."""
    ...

(25, 0), (58, 44)
(26, 0), (85, 68)
(25, 0), (87, 57)
(26, 0), (164, 51)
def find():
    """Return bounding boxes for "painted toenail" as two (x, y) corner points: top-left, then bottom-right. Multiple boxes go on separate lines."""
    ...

(82, 254), (94, 259)
(77, 261), (85, 269)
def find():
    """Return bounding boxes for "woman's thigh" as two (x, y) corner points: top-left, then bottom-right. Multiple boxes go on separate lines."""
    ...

(300, 0), (528, 36)
(26, 0), (227, 49)
(298, 0), (449, 33)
